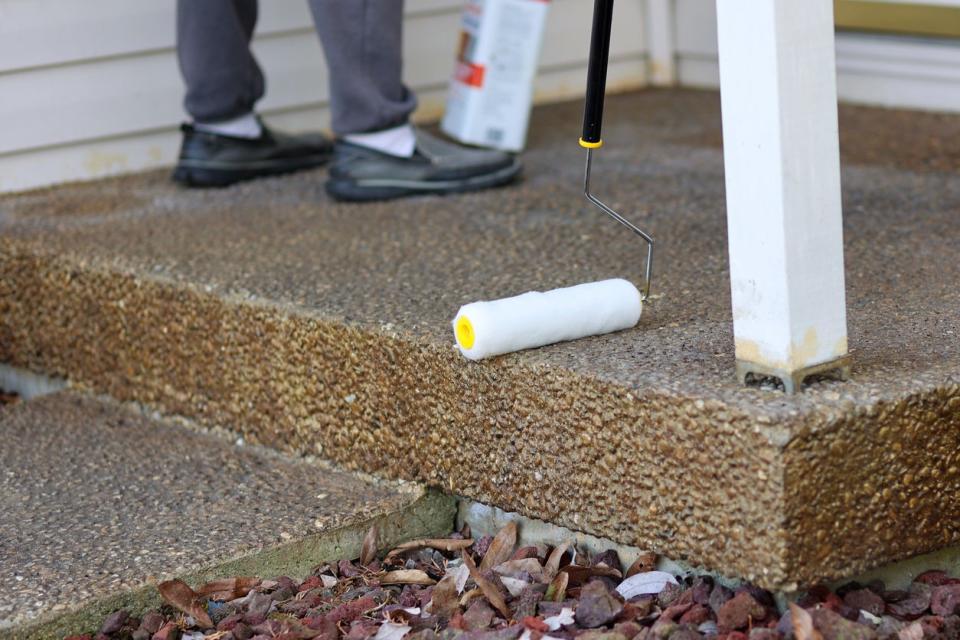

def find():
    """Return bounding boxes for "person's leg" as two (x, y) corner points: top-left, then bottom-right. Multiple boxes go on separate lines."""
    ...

(307, 0), (417, 137)
(176, 0), (265, 125)
(172, 0), (333, 187)
(309, 0), (522, 201)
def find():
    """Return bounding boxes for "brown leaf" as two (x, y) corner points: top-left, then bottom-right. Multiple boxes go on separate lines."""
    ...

(195, 577), (261, 601)
(460, 587), (482, 607)
(510, 547), (540, 561)
(480, 522), (517, 571)
(384, 538), (475, 562)
(560, 564), (622, 587)
(626, 553), (657, 578)
(790, 604), (822, 640)
(545, 571), (568, 602)
(360, 524), (378, 566)
(428, 574), (462, 617)
(158, 579), (214, 629)
(544, 542), (571, 581)
(463, 550), (512, 620)
(380, 569), (437, 586)
(493, 558), (545, 582)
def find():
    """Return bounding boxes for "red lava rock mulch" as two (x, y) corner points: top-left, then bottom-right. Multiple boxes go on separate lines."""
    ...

(65, 523), (960, 640)
(0, 389), (19, 406)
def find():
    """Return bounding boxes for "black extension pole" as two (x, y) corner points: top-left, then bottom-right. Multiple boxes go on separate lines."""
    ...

(580, 0), (615, 147)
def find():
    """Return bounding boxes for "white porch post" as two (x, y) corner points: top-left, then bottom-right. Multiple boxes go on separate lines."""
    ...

(644, 0), (676, 86)
(715, 0), (850, 393)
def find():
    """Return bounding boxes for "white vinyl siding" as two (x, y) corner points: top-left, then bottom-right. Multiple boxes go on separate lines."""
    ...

(675, 0), (960, 115)
(0, 0), (648, 192)
(7, 0), (959, 193)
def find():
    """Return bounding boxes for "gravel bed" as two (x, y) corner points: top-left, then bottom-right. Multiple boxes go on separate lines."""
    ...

(63, 525), (960, 640)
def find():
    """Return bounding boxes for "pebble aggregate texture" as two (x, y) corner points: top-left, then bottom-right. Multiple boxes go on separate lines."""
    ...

(0, 393), (454, 638)
(1, 89), (959, 590)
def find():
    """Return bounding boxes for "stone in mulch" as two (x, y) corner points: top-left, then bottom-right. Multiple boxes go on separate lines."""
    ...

(65, 526), (960, 640)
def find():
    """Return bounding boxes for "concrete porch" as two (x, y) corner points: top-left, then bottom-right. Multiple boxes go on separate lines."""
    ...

(2, 89), (959, 591)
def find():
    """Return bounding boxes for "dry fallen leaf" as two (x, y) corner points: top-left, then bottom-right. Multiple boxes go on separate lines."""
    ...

(460, 587), (482, 607)
(361, 524), (379, 566)
(463, 550), (512, 620)
(195, 577), (260, 601)
(544, 607), (575, 631)
(544, 542), (571, 581)
(790, 604), (823, 640)
(545, 571), (569, 602)
(480, 522), (517, 571)
(561, 563), (622, 587)
(493, 558), (545, 582)
(626, 552), (657, 578)
(615, 571), (677, 599)
(500, 576), (531, 597)
(448, 563), (470, 594)
(381, 569), (437, 586)
(158, 579), (214, 629)
(320, 575), (338, 588)
(427, 574), (461, 617)
(374, 621), (412, 640)
(384, 538), (474, 562)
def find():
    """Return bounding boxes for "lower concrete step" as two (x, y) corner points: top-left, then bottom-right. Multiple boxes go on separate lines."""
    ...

(1, 89), (959, 591)
(0, 392), (453, 639)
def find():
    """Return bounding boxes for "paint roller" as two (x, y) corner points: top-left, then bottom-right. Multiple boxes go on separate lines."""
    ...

(452, 0), (655, 361)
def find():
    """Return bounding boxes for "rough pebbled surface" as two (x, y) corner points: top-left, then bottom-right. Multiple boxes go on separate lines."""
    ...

(1, 89), (959, 589)
(0, 392), (451, 636)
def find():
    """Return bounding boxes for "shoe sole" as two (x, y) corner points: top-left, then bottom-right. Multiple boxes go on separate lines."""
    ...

(172, 153), (331, 188)
(325, 160), (523, 202)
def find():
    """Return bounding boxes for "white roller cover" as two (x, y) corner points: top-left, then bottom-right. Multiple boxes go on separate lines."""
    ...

(452, 278), (642, 360)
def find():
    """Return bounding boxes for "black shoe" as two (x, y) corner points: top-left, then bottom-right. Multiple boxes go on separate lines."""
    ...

(325, 129), (522, 202)
(172, 120), (333, 187)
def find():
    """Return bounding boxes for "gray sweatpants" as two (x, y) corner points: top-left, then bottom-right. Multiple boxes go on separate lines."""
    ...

(176, 0), (418, 136)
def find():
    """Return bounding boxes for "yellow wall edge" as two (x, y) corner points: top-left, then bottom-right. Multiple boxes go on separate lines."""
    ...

(836, 1), (960, 38)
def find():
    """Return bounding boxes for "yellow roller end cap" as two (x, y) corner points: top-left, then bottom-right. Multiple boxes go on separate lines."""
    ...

(455, 315), (475, 350)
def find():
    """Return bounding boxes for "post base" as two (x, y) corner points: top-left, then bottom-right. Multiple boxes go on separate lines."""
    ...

(736, 355), (851, 394)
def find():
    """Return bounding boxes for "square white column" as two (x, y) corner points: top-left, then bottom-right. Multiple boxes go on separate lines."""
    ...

(716, 0), (850, 392)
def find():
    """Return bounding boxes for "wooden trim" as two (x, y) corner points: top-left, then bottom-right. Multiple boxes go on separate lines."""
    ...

(835, 1), (960, 38)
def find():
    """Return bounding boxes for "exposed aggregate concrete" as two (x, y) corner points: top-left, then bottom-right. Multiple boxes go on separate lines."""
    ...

(0, 393), (455, 639)
(1, 90), (959, 589)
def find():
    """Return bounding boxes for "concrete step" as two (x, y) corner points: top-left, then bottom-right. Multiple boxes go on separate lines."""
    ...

(0, 392), (453, 639)
(1, 89), (958, 591)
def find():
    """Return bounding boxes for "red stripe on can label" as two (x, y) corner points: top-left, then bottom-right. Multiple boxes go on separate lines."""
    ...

(454, 61), (486, 88)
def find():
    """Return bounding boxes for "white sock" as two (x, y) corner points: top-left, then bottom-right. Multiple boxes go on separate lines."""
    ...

(343, 123), (416, 158)
(193, 112), (263, 139)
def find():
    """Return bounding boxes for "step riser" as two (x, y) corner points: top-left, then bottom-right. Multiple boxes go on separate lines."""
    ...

(1, 243), (790, 587)
(7, 243), (960, 589)
(784, 391), (960, 585)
